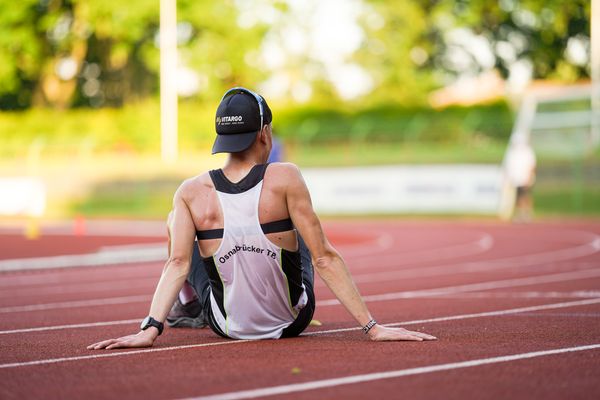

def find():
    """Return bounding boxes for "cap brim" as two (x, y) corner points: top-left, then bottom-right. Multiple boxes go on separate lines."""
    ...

(211, 131), (258, 154)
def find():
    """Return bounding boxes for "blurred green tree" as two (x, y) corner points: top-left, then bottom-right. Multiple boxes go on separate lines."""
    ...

(425, 0), (591, 81)
(0, 0), (161, 109)
(0, 0), (267, 109)
(359, 0), (590, 103)
(177, 0), (270, 102)
(354, 0), (434, 105)
(0, 0), (590, 110)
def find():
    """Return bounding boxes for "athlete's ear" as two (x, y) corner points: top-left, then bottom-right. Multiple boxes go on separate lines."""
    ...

(259, 124), (270, 144)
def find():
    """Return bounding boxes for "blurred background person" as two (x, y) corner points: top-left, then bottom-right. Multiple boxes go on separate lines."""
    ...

(505, 137), (537, 222)
(268, 131), (285, 163)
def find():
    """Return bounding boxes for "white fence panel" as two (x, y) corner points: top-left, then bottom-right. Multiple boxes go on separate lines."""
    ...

(0, 178), (46, 217)
(303, 165), (502, 214)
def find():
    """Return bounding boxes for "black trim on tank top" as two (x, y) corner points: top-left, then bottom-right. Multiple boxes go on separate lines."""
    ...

(209, 163), (269, 194)
(203, 256), (227, 319)
(196, 218), (294, 240)
(280, 248), (304, 308)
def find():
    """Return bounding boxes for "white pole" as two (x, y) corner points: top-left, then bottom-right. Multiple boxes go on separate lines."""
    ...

(592, 0), (600, 146)
(160, 0), (178, 163)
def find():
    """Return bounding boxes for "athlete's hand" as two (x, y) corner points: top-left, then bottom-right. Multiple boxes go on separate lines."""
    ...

(367, 325), (437, 342)
(87, 328), (158, 350)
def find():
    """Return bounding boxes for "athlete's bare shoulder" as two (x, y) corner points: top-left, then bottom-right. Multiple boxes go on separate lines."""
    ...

(265, 162), (303, 184)
(174, 171), (214, 203)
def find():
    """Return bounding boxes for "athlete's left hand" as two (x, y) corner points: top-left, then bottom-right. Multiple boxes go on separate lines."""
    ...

(87, 329), (158, 350)
(367, 325), (437, 341)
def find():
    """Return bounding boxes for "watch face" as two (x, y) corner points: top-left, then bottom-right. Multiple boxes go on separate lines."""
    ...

(141, 316), (151, 330)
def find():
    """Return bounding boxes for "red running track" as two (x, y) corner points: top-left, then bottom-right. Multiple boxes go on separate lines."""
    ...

(0, 219), (599, 400)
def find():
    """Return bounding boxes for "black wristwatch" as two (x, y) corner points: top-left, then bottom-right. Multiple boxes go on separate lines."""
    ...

(140, 316), (164, 336)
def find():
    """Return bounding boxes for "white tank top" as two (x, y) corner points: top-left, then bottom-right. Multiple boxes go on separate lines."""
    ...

(207, 165), (307, 339)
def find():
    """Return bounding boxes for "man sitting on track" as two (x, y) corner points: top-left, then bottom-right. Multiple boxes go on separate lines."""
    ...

(88, 87), (436, 349)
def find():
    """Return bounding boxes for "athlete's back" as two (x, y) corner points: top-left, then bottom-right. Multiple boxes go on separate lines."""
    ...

(181, 162), (301, 258)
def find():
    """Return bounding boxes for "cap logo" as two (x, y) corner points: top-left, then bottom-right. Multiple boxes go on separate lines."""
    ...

(216, 115), (244, 126)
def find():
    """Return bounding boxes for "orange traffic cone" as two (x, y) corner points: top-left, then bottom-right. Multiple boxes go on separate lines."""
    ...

(25, 218), (40, 240)
(73, 214), (86, 236)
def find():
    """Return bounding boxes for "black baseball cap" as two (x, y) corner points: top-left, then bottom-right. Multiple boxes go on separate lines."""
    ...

(212, 87), (272, 154)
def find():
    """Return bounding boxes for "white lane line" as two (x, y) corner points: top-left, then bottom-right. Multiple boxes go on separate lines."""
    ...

(306, 298), (600, 336)
(317, 267), (600, 306)
(351, 232), (494, 268)
(0, 340), (251, 370)
(186, 344), (600, 400)
(0, 319), (139, 335)
(432, 290), (600, 299)
(3, 297), (600, 336)
(0, 219), (167, 237)
(504, 312), (600, 318)
(3, 266), (599, 315)
(337, 231), (394, 258)
(0, 245), (167, 272)
(1, 298), (599, 365)
(0, 225), (387, 273)
(2, 228), (594, 291)
(0, 263), (162, 289)
(0, 295), (151, 314)
(0, 257), (590, 302)
(2, 257), (595, 300)
(349, 228), (598, 272)
(0, 277), (159, 299)
(346, 233), (600, 285)
(0, 227), (595, 277)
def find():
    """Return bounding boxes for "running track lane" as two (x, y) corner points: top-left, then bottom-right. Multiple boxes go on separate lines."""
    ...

(0, 221), (599, 399)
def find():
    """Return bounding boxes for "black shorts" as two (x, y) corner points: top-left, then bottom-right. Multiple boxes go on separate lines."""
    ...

(516, 186), (531, 198)
(188, 235), (316, 339)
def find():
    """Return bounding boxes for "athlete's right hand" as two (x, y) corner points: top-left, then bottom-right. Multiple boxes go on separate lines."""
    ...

(87, 328), (158, 350)
(367, 325), (437, 342)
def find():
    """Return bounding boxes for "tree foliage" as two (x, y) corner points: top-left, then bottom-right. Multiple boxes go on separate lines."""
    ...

(0, 0), (591, 110)
(425, 0), (591, 80)
(358, 0), (590, 103)
(0, 0), (267, 109)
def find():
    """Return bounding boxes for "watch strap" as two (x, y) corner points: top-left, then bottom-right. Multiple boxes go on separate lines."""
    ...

(141, 316), (164, 336)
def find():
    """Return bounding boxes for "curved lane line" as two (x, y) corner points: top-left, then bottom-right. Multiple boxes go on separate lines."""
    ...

(342, 230), (600, 285)
(1, 230), (597, 311)
(353, 229), (599, 270)
(350, 232), (494, 269)
(0, 226), (391, 272)
(3, 228), (593, 289)
(0, 319), (140, 335)
(2, 264), (599, 315)
(316, 267), (600, 306)
(0, 231), (490, 287)
(308, 298), (600, 335)
(0, 246), (167, 272)
(1, 298), (599, 368)
(335, 231), (394, 258)
(186, 343), (600, 400)
(0, 295), (151, 314)
(0, 277), (160, 299)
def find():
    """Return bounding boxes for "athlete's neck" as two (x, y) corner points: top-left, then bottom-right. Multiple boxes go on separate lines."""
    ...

(222, 126), (271, 181)
(222, 151), (267, 183)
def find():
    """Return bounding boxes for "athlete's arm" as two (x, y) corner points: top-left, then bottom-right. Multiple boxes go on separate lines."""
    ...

(88, 185), (196, 350)
(283, 164), (436, 342)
